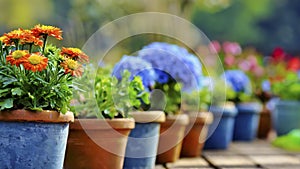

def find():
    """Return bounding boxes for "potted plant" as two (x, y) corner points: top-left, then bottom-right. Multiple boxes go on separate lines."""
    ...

(209, 41), (262, 141)
(203, 78), (238, 149)
(64, 67), (144, 169)
(0, 25), (86, 168)
(111, 55), (166, 169)
(180, 86), (213, 157)
(271, 71), (300, 136)
(222, 70), (262, 141)
(138, 42), (211, 164)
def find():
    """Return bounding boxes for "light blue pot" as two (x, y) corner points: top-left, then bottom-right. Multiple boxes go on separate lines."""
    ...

(233, 102), (262, 141)
(0, 122), (69, 169)
(123, 111), (165, 169)
(272, 100), (300, 136)
(204, 102), (238, 149)
(0, 110), (73, 169)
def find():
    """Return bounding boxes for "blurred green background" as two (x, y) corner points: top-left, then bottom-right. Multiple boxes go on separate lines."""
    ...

(1, 0), (299, 55)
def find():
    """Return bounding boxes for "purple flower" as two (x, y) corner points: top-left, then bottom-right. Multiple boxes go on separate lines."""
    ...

(112, 55), (156, 88)
(222, 70), (251, 93)
(138, 42), (203, 91)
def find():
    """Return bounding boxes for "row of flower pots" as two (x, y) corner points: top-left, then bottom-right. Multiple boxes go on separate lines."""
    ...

(0, 110), (213, 169)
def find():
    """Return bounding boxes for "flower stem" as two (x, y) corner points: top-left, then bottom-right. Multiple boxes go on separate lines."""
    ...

(42, 34), (48, 53)
(29, 43), (33, 53)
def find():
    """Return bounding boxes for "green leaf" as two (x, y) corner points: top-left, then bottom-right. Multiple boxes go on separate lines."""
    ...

(0, 98), (13, 110)
(11, 88), (22, 96)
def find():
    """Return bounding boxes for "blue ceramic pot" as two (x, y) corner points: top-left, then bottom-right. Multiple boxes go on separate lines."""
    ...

(0, 110), (73, 169)
(123, 111), (165, 169)
(233, 102), (262, 141)
(204, 102), (238, 149)
(272, 100), (300, 136)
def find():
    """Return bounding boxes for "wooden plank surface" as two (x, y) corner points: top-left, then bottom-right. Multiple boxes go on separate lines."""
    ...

(155, 140), (300, 169)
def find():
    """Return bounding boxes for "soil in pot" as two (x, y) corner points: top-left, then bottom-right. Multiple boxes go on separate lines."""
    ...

(181, 112), (213, 157)
(156, 114), (189, 164)
(64, 118), (134, 169)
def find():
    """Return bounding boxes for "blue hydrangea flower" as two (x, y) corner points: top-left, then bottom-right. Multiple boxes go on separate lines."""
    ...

(261, 80), (271, 92)
(222, 70), (251, 93)
(138, 42), (203, 91)
(112, 55), (156, 88)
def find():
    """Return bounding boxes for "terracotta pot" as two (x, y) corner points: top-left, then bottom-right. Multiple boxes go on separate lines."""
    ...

(0, 109), (74, 169)
(124, 111), (165, 169)
(181, 112), (213, 157)
(258, 105), (272, 139)
(156, 114), (189, 164)
(64, 118), (134, 169)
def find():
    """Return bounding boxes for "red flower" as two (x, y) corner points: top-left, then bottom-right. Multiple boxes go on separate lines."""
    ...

(287, 57), (300, 72)
(271, 47), (285, 63)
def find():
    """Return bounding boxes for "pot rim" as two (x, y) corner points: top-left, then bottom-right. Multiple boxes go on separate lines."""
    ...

(164, 114), (189, 125)
(70, 118), (135, 130)
(186, 111), (213, 124)
(130, 111), (165, 123)
(0, 109), (74, 123)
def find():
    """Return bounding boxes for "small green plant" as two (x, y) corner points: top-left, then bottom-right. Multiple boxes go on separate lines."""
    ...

(95, 69), (150, 119)
(271, 72), (300, 100)
(182, 86), (211, 112)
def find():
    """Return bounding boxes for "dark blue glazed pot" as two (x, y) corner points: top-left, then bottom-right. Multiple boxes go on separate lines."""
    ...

(272, 100), (300, 136)
(233, 102), (262, 141)
(123, 111), (165, 169)
(0, 110), (73, 169)
(204, 102), (238, 149)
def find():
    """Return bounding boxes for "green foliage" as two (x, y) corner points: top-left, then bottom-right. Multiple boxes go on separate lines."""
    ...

(153, 81), (181, 115)
(272, 72), (300, 100)
(94, 69), (150, 119)
(0, 45), (73, 113)
(182, 86), (211, 112)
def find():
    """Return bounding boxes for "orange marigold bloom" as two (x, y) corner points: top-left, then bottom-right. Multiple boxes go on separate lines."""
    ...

(61, 58), (83, 77)
(22, 53), (48, 72)
(20, 29), (43, 47)
(31, 24), (63, 40)
(6, 50), (29, 66)
(5, 28), (24, 40)
(60, 47), (89, 63)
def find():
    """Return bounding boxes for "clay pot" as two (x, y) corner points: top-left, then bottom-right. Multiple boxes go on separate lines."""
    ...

(123, 111), (165, 169)
(181, 112), (213, 157)
(64, 118), (134, 169)
(156, 114), (189, 164)
(0, 109), (74, 169)
(258, 105), (272, 138)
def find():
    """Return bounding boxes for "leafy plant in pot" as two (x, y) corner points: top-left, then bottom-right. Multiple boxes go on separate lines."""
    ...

(203, 77), (238, 149)
(64, 67), (152, 169)
(222, 70), (262, 141)
(111, 55), (166, 169)
(180, 85), (213, 157)
(0, 25), (89, 168)
(270, 71), (300, 136)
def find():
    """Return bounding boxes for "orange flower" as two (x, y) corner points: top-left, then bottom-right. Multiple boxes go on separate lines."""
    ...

(6, 50), (29, 66)
(2, 28), (24, 46)
(22, 53), (48, 72)
(61, 58), (83, 77)
(19, 30), (43, 47)
(60, 47), (89, 63)
(31, 24), (63, 40)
